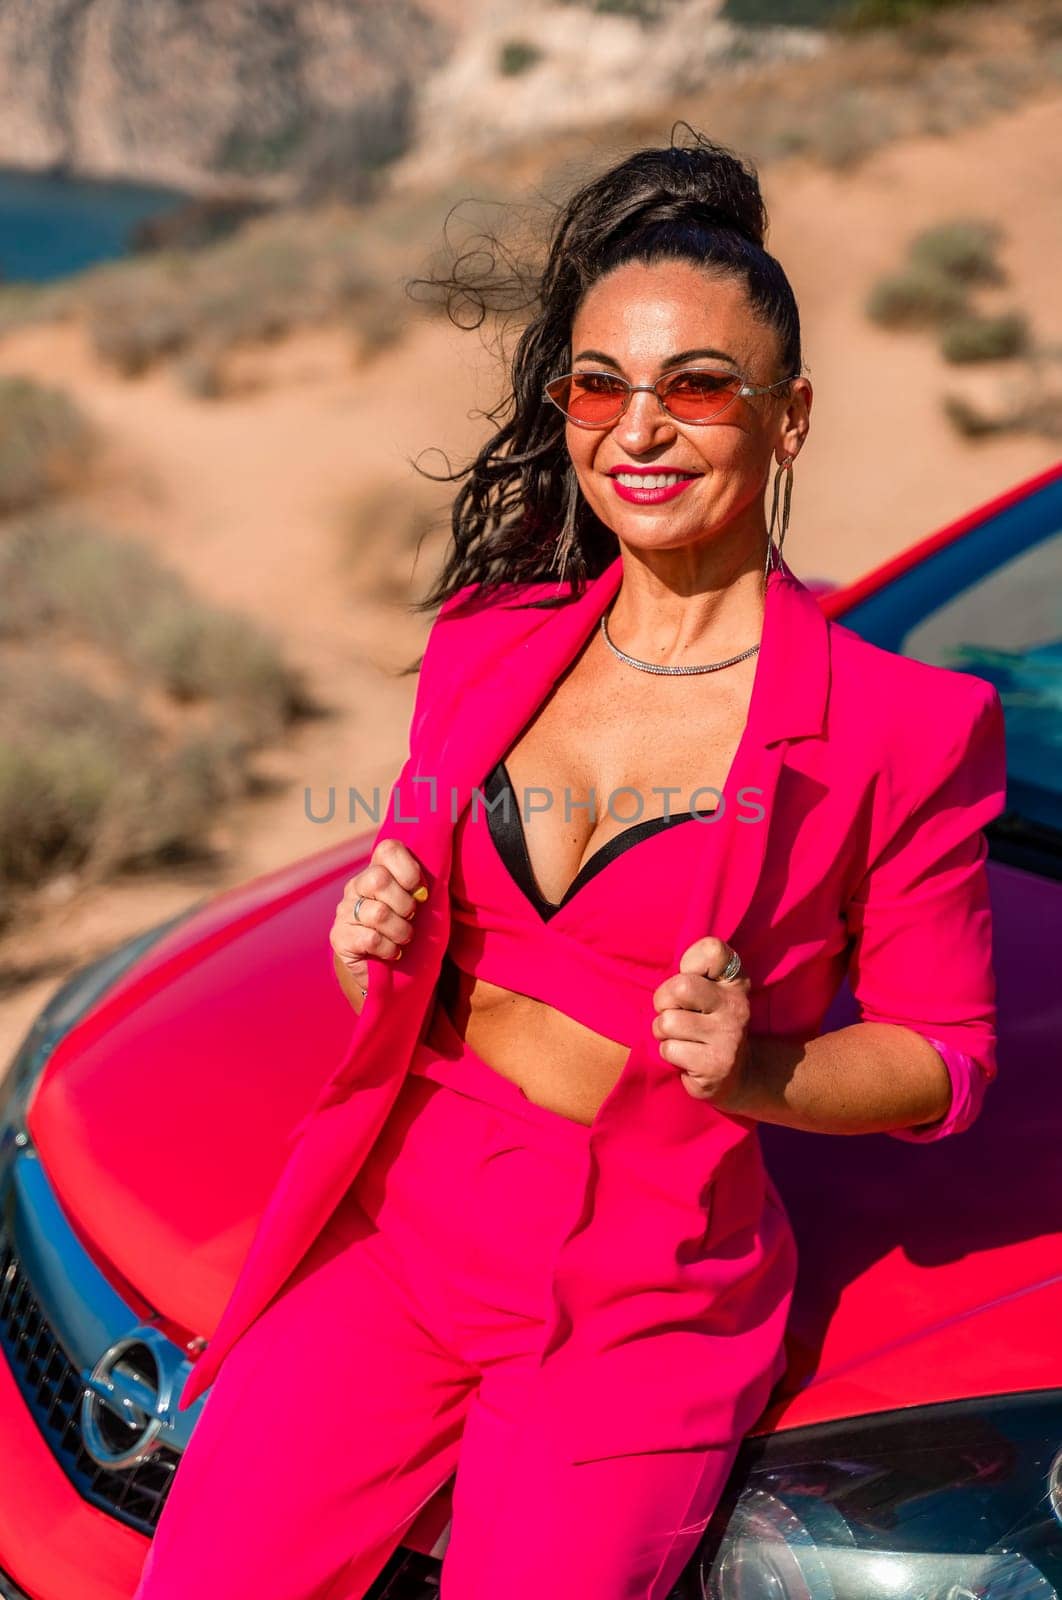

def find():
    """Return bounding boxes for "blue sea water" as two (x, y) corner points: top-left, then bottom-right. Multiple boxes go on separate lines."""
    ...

(0, 168), (191, 284)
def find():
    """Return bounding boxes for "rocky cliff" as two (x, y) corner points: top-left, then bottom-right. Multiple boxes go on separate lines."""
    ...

(0, 0), (457, 200)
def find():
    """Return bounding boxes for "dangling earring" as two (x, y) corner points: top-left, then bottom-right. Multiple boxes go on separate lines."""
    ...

(763, 453), (795, 591)
(551, 465), (580, 583)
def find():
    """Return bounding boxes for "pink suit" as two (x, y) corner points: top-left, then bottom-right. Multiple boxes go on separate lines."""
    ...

(136, 555), (1005, 1596)
(136, 999), (748, 1599)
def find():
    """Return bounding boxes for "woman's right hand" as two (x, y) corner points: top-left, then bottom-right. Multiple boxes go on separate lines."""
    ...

(329, 839), (429, 1007)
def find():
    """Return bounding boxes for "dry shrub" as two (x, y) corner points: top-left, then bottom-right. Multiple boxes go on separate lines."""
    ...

(939, 310), (1029, 363)
(867, 216), (1008, 332)
(498, 40), (544, 76)
(908, 219), (1006, 284)
(0, 657), (253, 884)
(0, 376), (96, 513)
(941, 394), (1012, 437)
(0, 509), (325, 898)
(351, 297), (409, 363)
(0, 514), (314, 740)
(814, 91), (897, 168)
(130, 597), (310, 739)
(868, 211), (1052, 423)
(866, 267), (969, 328)
(942, 376), (1062, 439)
(89, 288), (190, 377)
(840, 0), (984, 25)
(76, 213), (382, 379)
(174, 348), (228, 400)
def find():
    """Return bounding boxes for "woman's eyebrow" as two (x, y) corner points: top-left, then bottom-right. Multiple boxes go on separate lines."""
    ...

(572, 347), (740, 370)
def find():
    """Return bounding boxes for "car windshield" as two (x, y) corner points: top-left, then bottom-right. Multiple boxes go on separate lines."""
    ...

(899, 526), (1062, 840)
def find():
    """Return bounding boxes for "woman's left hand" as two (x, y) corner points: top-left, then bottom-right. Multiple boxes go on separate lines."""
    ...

(651, 936), (751, 1107)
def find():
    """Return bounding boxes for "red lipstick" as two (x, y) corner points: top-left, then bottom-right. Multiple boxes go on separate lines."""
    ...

(608, 466), (700, 506)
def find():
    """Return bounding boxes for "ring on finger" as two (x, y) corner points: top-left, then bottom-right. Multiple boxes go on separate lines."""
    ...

(353, 896), (367, 922)
(714, 948), (742, 982)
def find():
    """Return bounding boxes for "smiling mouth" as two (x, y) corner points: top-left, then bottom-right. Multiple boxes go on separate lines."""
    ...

(609, 471), (700, 487)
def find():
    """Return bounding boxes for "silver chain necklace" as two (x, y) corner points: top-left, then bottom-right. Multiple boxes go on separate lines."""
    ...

(600, 605), (761, 677)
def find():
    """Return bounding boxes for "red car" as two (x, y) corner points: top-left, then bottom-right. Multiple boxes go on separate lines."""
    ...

(1, 463), (1060, 1600)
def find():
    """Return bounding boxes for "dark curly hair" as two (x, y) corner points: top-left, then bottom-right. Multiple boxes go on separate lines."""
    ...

(403, 122), (803, 643)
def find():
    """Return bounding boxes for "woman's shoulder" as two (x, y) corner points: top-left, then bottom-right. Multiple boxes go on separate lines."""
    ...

(410, 576), (562, 736)
(425, 576), (565, 665)
(827, 614), (1001, 729)
(825, 617), (1006, 808)
(435, 575), (564, 621)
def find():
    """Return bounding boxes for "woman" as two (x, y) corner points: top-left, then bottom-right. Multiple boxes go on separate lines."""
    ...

(135, 130), (1006, 1600)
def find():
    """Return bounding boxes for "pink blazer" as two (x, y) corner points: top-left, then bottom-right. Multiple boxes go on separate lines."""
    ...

(179, 555), (1008, 1460)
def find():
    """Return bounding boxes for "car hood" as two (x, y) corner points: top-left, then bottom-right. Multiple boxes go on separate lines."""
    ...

(25, 849), (1062, 1434)
(758, 1031), (1061, 1424)
(27, 836), (372, 1341)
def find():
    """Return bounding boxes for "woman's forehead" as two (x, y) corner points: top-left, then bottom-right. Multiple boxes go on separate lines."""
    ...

(571, 268), (772, 365)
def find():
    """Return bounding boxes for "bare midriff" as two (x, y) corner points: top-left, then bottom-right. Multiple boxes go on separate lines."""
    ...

(436, 954), (630, 1126)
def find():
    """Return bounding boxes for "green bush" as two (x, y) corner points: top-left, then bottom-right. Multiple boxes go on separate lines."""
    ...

(814, 92), (886, 168)
(498, 39), (543, 75)
(942, 385), (1062, 441)
(0, 736), (104, 884)
(940, 393), (1010, 438)
(720, 0), (850, 21)
(0, 515), (313, 738)
(88, 291), (189, 376)
(75, 211), (381, 378)
(908, 219), (1005, 285)
(840, 0), (977, 26)
(175, 349), (227, 400)
(0, 664), (150, 882)
(722, 0), (987, 26)
(557, 0), (669, 17)
(0, 659), (259, 882)
(0, 513), (324, 895)
(865, 266), (968, 328)
(0, 376), (95, 513)
(592, 0), (667, 18)
(939, 310), (1028, 363)
(129, 597), (306, 737)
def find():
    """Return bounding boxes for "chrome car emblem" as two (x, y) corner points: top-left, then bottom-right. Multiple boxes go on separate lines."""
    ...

(1049, 1446), (1062, 1527)
(80, 1326), (183, 1469)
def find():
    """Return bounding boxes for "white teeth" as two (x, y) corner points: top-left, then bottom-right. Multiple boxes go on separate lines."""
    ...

(614, 473), (692, 489)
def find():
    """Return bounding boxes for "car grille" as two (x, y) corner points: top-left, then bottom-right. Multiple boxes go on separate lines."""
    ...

(0, 1220), (179, 1536)
(0, 1217), (702, 1591)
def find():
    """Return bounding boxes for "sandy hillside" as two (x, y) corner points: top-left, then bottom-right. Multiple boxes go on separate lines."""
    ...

(1, 92), (1060, 1061)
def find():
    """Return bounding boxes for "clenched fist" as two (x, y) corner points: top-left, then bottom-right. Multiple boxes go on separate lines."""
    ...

(329, 839), (428, 1008)
(651, 936), (751, 1107)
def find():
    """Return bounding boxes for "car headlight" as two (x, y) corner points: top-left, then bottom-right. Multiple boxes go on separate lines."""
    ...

(701, 1391), (1062, 1599)
(0, 904), (204, 1134)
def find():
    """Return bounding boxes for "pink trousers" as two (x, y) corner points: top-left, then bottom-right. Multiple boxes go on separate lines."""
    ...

(132, 1005), (743, 1600)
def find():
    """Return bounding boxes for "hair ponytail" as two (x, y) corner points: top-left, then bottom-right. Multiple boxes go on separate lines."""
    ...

(403, 122), (802, 634)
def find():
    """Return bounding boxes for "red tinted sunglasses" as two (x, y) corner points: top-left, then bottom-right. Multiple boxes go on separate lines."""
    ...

(543, 366), (797, 428)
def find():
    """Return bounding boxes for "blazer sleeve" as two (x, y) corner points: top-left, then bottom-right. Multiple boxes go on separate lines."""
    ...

(842, 676), (1008, 1141)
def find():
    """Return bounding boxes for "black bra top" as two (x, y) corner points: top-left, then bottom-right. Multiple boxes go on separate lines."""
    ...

(480, 758), (717, 921)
